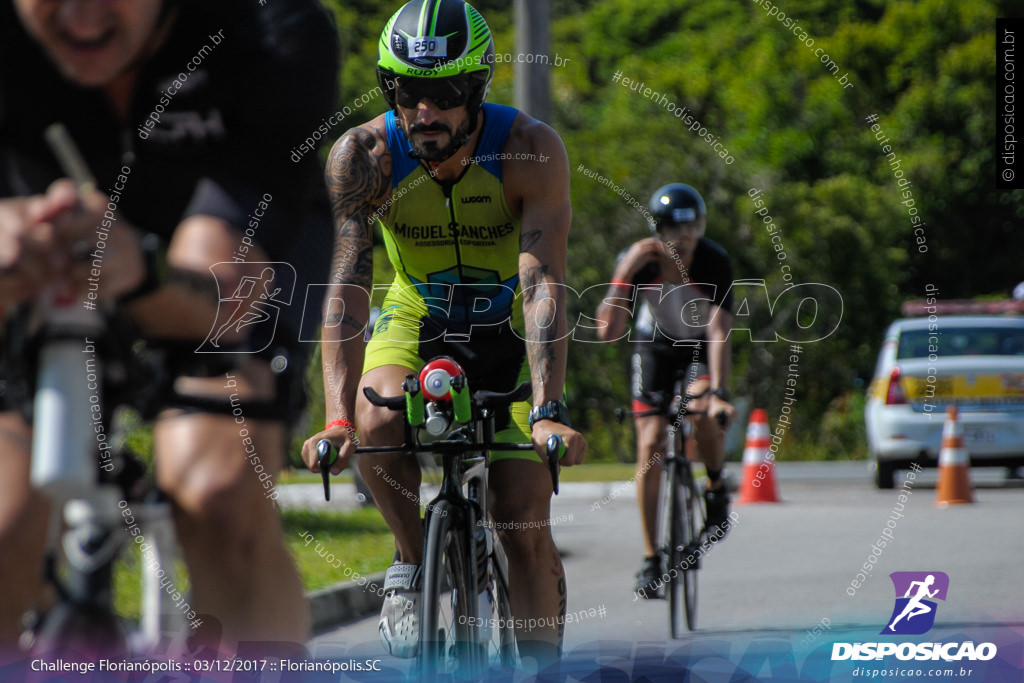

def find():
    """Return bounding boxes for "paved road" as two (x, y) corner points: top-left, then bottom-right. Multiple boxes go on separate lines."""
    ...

(305, 463), (1024, 679)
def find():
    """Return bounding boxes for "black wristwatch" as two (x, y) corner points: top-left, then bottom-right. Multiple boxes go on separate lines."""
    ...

(711, 387), (731, 401)
(528, 400), (571, 429)
(119, 232), (167, 304)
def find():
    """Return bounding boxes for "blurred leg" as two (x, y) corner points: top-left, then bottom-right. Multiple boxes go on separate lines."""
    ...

(155, 361), (308, 651)
(0, 412), (48, 646)
(355, 365), (423, 564)
(635, 414), (667, 557)
(490, 458), (561, 669)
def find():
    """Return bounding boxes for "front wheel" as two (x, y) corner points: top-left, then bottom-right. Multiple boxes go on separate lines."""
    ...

(482, 530), (517, 670)
(668, 459), (699, 636)
(418, 501), (479, 677)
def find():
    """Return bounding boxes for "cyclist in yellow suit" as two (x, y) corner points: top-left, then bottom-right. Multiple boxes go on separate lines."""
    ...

(301, 0), (586, 668)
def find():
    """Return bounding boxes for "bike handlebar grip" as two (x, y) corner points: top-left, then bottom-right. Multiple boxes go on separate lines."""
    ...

(451, 383), (471, 423)
(474, 382), (532, 409)
(546, 434), (564, 496)
(362, 386), (406, 410)
(406, 390), (425, 426)
(317, 439), (337, 501)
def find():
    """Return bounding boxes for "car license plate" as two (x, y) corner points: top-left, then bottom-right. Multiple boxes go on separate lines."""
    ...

(964, 428), (995, 443)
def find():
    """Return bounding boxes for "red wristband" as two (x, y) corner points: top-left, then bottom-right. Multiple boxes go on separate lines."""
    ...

(610, 279), (632, 291)
(326, 419), (355, 432)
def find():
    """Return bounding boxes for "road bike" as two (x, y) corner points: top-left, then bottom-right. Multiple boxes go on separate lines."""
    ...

(623, 376), (726, 636)
(17, 124), (185, 656)
(317, 357), (561, 677)
(16, 294), (186, 656)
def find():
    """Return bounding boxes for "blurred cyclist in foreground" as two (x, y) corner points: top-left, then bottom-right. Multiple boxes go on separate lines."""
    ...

(0, 0), (338, 652)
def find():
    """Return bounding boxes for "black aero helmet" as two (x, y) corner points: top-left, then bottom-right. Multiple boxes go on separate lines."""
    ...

(648, 183), (706, 234)
(377, 0), (495, 118)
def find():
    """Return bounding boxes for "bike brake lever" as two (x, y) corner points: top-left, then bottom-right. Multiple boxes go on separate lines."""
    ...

(317, 439), (337, 501)
(546, 434), (564, 496)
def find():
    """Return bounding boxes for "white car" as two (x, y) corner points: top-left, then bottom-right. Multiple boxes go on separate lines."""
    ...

(864, 312), (1024, 488)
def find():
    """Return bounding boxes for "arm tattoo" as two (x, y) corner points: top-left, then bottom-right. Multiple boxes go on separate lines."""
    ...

(520, 229), (542, 252)
(325, 312), (365, 331)
(520, 262), (558, 391)
(519, 264), (549, 304)
(325, 127), (390, 288)
(526, 324), (557, 391)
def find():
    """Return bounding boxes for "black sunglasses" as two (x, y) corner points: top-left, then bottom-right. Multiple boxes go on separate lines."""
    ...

(387, 74), (475, 110)
(656, 220), (702, 233)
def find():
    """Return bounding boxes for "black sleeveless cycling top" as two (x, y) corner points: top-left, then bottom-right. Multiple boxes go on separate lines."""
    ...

(0, 0), (338, 260)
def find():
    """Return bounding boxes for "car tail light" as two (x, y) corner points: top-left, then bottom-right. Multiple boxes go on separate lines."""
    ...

(885, 367), (907, 405)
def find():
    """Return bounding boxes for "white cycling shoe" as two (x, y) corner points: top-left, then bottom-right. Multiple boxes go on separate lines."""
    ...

(378, 563), (422, 658)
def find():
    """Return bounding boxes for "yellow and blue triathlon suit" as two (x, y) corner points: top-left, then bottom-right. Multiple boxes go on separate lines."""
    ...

(365, 103), (539, 460)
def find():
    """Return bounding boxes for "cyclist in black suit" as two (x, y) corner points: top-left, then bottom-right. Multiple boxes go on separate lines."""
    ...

(0, 0), (338, 650)
(596, 184), (736, 596)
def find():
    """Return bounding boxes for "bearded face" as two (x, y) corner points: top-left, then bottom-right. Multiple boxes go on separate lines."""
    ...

(403, 116), (473, 163)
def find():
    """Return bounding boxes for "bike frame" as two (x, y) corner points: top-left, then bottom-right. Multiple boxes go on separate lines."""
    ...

(26, 298), (184, 654)
(632, 375), (710, 634)
(22, 122), (185, 654)
(354, 422), (530, 675)
(343, 374), (560, 676)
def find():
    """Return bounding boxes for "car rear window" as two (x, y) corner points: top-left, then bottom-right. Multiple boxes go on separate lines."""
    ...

(897, 327), (1024, 359)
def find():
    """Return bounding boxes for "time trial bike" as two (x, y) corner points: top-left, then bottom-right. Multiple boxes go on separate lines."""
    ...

(317, 356), (561, 677)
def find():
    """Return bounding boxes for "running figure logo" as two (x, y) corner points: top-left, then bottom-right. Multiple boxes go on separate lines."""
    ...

(881, 571), (949, 635)
(197, 262), (296, 353)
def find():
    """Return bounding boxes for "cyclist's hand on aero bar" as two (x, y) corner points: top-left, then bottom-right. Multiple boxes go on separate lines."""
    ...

(531, 421), (587, 468)
(709, 395), (735, 430)
(0, 194), (66, 304)
(41, 180), (148, 301)
(302, 420), (357, 476)
(614, 238), (663, 281)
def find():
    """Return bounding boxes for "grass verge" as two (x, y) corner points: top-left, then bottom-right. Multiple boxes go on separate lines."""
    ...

(113, 507), (395, 624)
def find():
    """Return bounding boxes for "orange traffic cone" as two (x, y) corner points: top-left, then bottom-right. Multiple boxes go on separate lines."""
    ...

(738, 409), (781, 503)
(936, 405), (973, 506)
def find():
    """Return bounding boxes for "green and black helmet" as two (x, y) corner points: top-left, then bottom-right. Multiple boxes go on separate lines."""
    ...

(376, 0), (496, 117)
